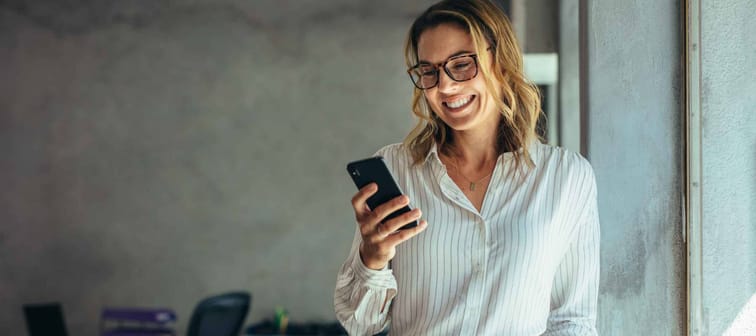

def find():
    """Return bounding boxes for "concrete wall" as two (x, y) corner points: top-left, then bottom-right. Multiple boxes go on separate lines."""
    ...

(0, 1), (435, 334)
(700, 0), (756, 334)
(584, 0), (685, 334)
(559, 0), (581, 154)
(523, 0), (558, 53)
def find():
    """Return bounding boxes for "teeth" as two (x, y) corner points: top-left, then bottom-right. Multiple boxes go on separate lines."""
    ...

(447, 96), (472, 109)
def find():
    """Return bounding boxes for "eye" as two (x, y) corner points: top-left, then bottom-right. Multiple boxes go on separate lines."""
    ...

(416, 66), (437, 77)
(451, 61), (473, 70)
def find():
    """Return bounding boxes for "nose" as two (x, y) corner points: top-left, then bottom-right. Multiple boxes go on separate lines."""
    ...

(436, 68), (458, 93)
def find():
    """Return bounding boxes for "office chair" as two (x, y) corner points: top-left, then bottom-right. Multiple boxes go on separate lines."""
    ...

(186, 291), (251, 336)
(23, 303), (69, 336)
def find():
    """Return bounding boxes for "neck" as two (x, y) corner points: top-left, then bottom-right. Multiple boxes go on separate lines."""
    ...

(443, 117), (500, 169)
(448, 133), (497, 169)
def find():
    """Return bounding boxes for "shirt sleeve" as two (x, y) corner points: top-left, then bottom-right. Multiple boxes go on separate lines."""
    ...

(334, 227), (398, 336)
(543, 166), (600, 336)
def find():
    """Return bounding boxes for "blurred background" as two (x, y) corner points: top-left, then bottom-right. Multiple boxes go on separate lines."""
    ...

(1, 0), (754, 335)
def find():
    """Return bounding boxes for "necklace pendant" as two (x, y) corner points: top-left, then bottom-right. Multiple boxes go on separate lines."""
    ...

(469, 182), (475, 191)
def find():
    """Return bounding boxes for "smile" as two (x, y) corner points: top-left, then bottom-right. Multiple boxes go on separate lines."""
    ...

(443, 95), (475, 110)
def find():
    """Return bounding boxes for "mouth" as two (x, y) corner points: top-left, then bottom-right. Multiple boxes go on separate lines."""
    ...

(442, 95), (475, 112)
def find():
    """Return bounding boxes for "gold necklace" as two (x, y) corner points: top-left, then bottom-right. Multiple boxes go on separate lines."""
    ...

(445, 156), (494, 191)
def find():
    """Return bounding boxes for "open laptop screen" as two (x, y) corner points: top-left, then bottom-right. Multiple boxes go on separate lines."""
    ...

(23, 303), (68, 336)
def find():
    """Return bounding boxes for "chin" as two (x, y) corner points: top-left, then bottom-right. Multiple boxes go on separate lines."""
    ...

(438, 110), (482, 132)
(443, 119), (475, 132)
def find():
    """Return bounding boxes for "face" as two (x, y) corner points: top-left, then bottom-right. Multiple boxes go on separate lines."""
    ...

(416, 23), (500, 135)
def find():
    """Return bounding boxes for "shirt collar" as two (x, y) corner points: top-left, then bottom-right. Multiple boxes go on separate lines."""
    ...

(424, 142), (441, 165)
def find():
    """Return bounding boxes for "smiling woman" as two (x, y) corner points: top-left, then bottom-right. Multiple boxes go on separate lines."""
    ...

(403, 2), (542, 173)
(334, 1), (599, 335)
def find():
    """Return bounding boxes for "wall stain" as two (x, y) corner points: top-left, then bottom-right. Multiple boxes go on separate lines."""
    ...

(602, 229), (647, 299)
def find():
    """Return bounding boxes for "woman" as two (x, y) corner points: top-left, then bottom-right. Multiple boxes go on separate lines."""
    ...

(334, 1), (599, 335)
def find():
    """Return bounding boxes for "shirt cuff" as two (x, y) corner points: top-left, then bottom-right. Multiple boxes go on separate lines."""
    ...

(351, 253), (398, 289)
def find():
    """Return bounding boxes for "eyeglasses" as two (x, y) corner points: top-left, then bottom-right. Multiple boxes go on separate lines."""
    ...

(407, 53), (480, 90)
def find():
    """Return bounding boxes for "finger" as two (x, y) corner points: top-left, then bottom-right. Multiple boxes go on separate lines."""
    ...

(371, 194), (410, 223)
(379, 208), (422, 237)
(384, 220), (428, 247)
(365, 222), (388, 244)
(351, 183), (378, 217)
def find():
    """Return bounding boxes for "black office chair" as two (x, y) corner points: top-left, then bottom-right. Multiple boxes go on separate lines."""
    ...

(186, 291), (251, 336)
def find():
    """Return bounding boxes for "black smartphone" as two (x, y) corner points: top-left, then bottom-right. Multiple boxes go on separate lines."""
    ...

(346, 156), (418, 230)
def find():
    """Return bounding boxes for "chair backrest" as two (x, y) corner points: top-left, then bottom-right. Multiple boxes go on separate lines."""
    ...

(186, 291), (251, 336)
(23, 303), (69, 336)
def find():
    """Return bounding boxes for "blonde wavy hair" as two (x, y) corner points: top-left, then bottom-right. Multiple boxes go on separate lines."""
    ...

(403, 0), (543, 171)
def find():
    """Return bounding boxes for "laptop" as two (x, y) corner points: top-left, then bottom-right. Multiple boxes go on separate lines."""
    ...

(23, 303), (68, 336)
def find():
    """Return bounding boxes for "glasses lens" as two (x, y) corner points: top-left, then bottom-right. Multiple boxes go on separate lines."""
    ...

(410, 65), (438, 89)
(446, 56), (477, 81)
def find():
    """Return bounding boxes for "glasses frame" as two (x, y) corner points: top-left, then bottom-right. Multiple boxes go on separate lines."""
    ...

(407, 53), (480, 90)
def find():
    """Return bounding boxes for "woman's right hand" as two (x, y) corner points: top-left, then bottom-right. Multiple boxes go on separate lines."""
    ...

(351, 183), (428, 270)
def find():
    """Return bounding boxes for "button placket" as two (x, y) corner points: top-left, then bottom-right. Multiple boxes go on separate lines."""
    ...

(465, 217), (489, 332)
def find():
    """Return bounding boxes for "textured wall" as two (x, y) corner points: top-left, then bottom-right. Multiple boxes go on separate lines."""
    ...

(0, 1), (435, 334)
(585, 0), (685, 334)
(700, 0), (756, 334)
(523, 0), (558, 53)
(558, 0), (580, 154)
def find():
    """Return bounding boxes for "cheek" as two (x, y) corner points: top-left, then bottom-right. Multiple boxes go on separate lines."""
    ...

(475, 82), (495, 103)
(423, 90), (432, 100)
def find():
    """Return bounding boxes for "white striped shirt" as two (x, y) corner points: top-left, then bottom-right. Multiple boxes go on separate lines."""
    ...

(335, 140), (600, 336)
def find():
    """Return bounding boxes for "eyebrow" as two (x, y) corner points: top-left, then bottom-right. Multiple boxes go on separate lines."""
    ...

(417, 50), (475, 65)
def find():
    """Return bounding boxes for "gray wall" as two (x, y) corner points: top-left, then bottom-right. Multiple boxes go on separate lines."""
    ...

(10, 0), (749, 335)
(523, 0), (558, 53)
(0, 1), (435, 334)
(559, 0), (581, 154)
(585, 0), (685, 334)
(700, 0), (756, 334)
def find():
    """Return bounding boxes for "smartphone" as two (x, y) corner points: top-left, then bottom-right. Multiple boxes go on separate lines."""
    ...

(346, 156), (417, 230)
